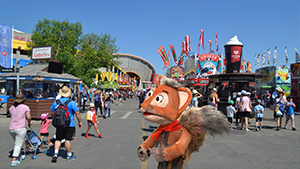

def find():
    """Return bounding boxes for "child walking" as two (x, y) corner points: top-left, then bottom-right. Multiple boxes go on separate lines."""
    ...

(40, 113), (53, 145)
(284, 96), (297, 131)
(85, 103), (103, 138)
(226, 100), (237, 130)
(254, 99), (264, 131)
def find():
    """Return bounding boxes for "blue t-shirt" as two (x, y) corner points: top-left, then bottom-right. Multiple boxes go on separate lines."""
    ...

(226, 105), (236, 117)
(286, 101), (295, 115)
(191, 97), (198, 107)
(51, 97), (79, 127)
(254, 104), (264, 118)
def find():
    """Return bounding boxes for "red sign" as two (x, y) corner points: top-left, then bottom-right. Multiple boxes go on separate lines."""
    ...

(2, 51), (7, 56)
(231, 46), (242, 63)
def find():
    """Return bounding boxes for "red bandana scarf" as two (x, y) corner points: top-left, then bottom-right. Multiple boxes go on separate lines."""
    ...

(151, 120), (182, 140)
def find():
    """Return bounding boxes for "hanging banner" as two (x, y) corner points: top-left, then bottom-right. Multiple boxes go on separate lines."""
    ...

(267, 49), (271, 65)
(185, 35), (191, 52)
(196, 53), (221, 77)
(273, 47), (277, 65)
(295, 48), (300, 63)
(169, 45), (177, 64)
(285, 47), (288, 64)
(0, 24), (12, 68)
(177, 52), (184, 67)
(215, 33), (219, 52)
(157, 48), (169, 68)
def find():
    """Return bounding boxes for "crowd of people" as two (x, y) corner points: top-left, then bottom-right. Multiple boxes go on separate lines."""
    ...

(7, 85), (297, 167)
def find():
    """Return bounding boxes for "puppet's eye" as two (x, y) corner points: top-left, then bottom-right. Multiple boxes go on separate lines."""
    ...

(148, 91), (153, 97)
(156, 95), (163, 103)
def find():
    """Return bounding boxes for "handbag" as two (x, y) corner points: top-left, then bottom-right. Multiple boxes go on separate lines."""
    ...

(105, 102), (108, 108)
(276, 110), (283, 116)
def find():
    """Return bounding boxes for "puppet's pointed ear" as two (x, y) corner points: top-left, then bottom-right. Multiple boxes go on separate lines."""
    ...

(157, 75), (167, 86)
(177, 87), (192, 113)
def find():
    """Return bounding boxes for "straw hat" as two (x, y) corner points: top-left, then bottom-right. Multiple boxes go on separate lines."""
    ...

(95, 90), (101, 95)
(276, 87), (283, 93)
(59, 86), (72, 97)
(89, 103), (95, 108)
(41, 113), (49, 120)
(14, 94), (26, 103)
(192, 89), (199, 95)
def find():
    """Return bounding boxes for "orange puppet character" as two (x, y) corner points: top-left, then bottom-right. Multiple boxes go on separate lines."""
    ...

(137, 75), (229, 169)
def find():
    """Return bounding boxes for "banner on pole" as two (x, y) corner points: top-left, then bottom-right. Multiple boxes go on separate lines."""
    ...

(0, 24), (13, 68)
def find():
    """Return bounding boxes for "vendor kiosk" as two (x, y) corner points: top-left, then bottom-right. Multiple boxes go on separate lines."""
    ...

(0, 63), (81, 118)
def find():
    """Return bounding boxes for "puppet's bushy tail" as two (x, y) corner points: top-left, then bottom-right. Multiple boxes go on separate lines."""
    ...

(178, 105), (229, 154)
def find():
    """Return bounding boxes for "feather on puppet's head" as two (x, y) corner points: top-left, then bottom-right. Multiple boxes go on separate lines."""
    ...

(140, 75), (192, 126)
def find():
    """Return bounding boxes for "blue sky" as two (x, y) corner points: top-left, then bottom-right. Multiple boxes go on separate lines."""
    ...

(1, 0), (299, 75)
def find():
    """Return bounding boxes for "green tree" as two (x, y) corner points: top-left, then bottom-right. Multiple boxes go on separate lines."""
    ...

(26, 18), (83, 74)
(74, 33), (120, 86)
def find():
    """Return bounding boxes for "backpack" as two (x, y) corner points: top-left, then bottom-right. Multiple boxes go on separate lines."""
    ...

(94, 94), (100, 102)
(52, 99), (72, 128)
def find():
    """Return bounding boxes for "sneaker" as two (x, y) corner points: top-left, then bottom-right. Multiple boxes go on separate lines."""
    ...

(67, 155), (77, 161)
(85, 134), (90, 138)
(51, 153), (58, 163)
(292, 127), (297, 131)
(11, 161), (20, 167)
(255, 128), (259, 131)
(283, 125), (287, 129)
(276, 127), (280, 131)
(230, 127), (234, 130)
(98, 134), (103, 138)
(103, 116), (106, 119)
(17, 154), (26, 162)
(245, 128), (249, 131)
(260, 127), (262, 130)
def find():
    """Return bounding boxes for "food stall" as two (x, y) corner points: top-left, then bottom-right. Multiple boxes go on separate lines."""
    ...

(0, 63), (81, 118)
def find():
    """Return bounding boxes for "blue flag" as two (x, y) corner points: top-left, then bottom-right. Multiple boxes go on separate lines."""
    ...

(0, 24), (12, 68)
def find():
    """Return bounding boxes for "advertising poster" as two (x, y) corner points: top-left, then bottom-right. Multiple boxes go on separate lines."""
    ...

(170, 66), (184, 79)
(276, 65), (291, 84)
(196, 53), (221, 77)
(0, 24), (12, 68)
(255, 66), (275, 83)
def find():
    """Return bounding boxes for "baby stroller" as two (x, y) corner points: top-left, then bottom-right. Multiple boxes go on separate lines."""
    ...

(25, 127), (48, 159)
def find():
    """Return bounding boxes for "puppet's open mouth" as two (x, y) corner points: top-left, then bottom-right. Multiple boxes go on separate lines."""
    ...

(143, 112), (154, 116)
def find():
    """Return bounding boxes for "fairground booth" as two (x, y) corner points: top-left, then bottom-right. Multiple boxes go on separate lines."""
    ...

(0, 45), (81, 119)
(291, 62), (300, 111)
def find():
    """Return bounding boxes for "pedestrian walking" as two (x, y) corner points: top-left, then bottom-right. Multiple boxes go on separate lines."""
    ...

(235, 92), (241, 125)
(85, 103), (103, 138)
(9, 94), (32, 167)
(274, 89), (286, 131)
(94, 90), (104, 117)
(40, 113), (53, 146)
(239, 90), (252, 131)
(284, 96), (297, 131)
(103, 92), (117, 118)
(50, 86), (82, 163)
(254, 99), (264, 131)
(226, 100), (237, 130)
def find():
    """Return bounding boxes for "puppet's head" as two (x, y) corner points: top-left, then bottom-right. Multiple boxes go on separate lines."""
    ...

(140, 75), (192, 126)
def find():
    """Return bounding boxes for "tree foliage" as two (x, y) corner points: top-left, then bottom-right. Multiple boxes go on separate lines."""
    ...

(26, 18), (120, 87)
(74, 33), (119, 86)
(26, 18), (83, 74)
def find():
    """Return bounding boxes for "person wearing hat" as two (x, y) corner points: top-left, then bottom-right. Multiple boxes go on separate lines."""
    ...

(283, 96), (297, 131)
(274, 89), (286, 131)
(254, 99), (264, 131)
(9, 94), (32, 167)
(226, 100), (238, 130)
(50, 86), (82, 162)
(238, 91), (252, 131)
(85, 103), (103, 138)
(40, 113), (53, 146)
(191, 89), (202, 107)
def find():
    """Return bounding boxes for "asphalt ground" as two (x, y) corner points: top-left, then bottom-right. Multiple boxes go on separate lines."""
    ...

(0, 99), (299, 169)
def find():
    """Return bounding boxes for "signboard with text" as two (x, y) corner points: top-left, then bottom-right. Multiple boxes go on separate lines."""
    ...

(31, 45), (53, 60)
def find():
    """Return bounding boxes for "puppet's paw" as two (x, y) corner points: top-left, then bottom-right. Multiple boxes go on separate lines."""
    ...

(137, 146), (150, 161)
(150, 147), (165, 162)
